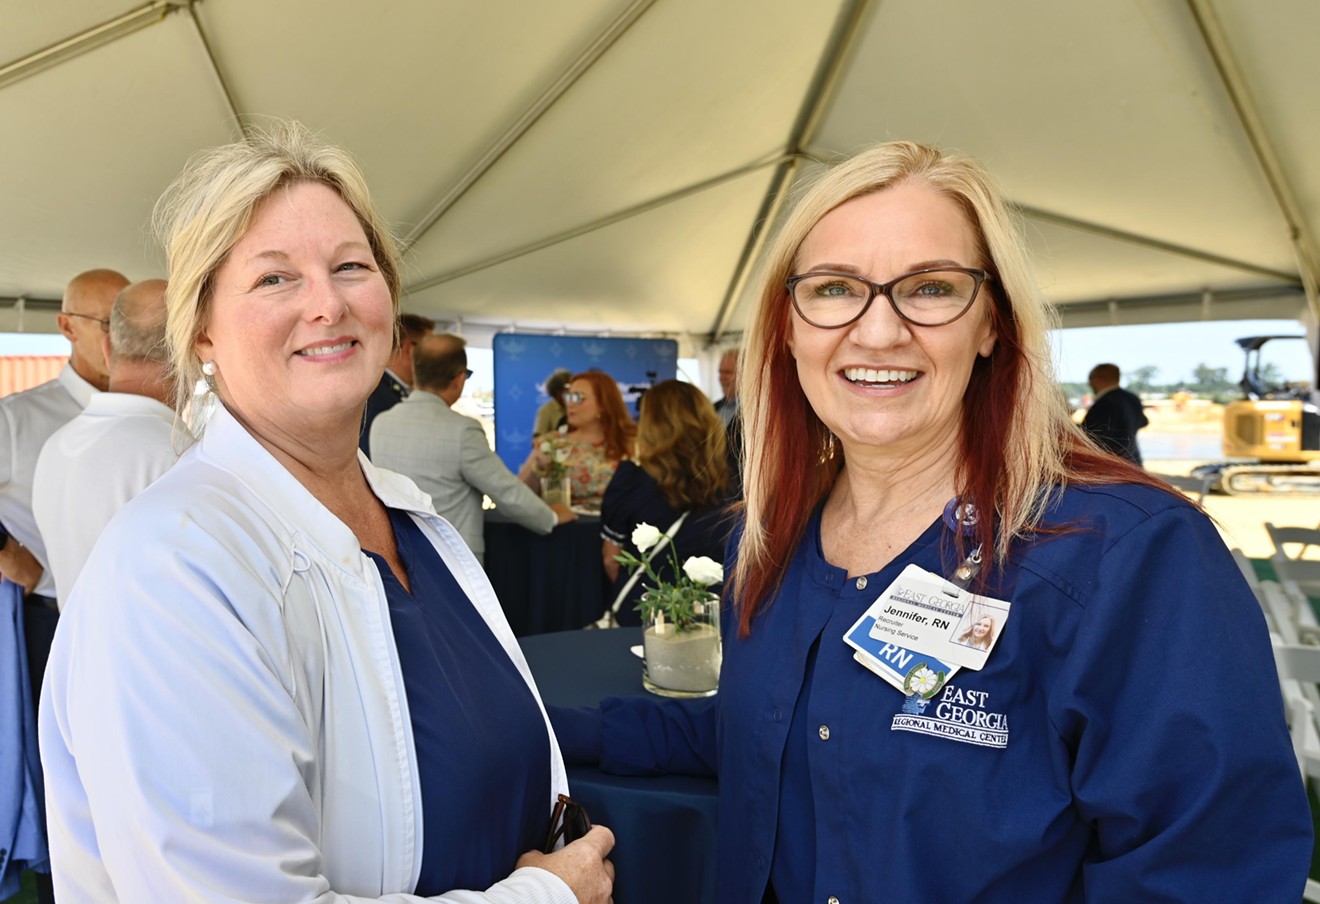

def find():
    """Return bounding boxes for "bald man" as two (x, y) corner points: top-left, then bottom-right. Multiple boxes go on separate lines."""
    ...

(0, 268), (126, 799)
(35, 279), (178, 605)
(370, 333), (574, 562)
(0, 268), (126, 595)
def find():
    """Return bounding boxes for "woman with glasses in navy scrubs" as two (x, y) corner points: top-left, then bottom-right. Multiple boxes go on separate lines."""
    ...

(39, 123), (614, 904)
(553, 141), (1311, 902)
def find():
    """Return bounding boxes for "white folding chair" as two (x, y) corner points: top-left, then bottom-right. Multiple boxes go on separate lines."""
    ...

(1232, 548), (1276, 633)
(1265, 522), (1320, 561)
(1273, 639), (1320, 769)
(1231, 547), (1262, 594)
(1273, 554), (1320, 603)
(1270, 638), (1320, 903)
(1261, 581), (1312, 645)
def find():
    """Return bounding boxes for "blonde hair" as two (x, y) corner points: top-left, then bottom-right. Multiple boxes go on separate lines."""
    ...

(733, 141), (1087, 629)
(636, 380), (729, 509)
(152, 121), (402, 418)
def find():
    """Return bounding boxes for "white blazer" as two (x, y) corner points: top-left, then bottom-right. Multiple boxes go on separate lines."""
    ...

(39, 405), (574, 904)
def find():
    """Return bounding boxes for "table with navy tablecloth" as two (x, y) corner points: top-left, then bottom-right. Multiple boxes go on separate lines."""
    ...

(518, 629), (718, 904)
(484, 511), (610, 635)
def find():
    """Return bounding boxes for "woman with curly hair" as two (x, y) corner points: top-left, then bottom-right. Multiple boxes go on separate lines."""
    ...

(599, 379), (731, 625)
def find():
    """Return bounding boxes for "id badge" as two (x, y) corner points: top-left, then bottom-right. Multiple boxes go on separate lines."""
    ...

(844, 564), (1011, 697)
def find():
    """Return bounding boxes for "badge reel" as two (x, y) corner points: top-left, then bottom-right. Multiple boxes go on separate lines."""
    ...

(843, 500), (1012, 699)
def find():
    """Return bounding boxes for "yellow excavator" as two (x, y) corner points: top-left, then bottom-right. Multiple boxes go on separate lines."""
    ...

(1192, 335), (1320, 495)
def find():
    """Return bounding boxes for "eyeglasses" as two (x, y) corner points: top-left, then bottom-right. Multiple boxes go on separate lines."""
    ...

(566, 391), (591, 405)
(66, 312), (110, 332)
(542, 794), (592, 853)
(786, 267), (992, 329)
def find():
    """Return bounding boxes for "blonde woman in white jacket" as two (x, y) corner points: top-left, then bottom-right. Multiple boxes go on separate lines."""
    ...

(39, 122), (614, 904)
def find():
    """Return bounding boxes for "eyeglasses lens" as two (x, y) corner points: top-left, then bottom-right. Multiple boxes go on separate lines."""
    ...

(567, 392), (588, 404)
(68, 312), (110, 332)
(791, 269), (979, 327)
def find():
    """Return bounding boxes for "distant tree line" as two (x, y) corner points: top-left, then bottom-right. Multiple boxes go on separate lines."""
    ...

(1061, 362), (1286, 403)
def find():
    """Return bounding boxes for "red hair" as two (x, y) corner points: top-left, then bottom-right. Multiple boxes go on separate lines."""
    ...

(571, 370), (637, 462)
(731, 141), (1182, 638)
(952, 280), (1175, 576)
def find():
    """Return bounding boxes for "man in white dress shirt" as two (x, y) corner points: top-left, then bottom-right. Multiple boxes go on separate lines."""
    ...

(0, 269), (125, 903)
(34, 279), (177, 607)
(1, 268), (126, 690)
(370, 333), (575, 562)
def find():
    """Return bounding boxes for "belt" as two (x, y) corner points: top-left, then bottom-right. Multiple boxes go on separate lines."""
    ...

(25, 592), (58, 610)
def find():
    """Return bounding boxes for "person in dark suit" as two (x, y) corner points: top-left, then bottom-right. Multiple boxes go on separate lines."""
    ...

(360, 312), (434, 456)
(1082, 362), (1149, 465)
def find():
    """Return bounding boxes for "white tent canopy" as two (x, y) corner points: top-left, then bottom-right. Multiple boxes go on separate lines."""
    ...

(3, 0), (1318, 357)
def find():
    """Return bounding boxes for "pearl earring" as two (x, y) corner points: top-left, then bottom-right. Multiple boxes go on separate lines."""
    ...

(201, 361), (216, 377)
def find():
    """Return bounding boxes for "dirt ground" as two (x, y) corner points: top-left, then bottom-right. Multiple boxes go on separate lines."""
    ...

(1124, 400), (1316, 557)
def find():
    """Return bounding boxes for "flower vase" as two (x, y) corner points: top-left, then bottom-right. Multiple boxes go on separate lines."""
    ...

(541, 474), (572, 507)
(641, 594), (721, 698)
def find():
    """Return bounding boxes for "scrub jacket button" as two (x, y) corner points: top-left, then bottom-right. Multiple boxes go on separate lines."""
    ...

(855, 575), (868, 590)
(818, 724), (831, 741)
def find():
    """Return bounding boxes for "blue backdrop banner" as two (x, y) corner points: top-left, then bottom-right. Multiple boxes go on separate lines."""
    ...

(492, 334), (678, 470)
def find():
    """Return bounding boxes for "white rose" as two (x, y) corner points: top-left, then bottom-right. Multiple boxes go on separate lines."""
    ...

(682, 556), (724, 586)
(631, 523), (662, 552)
(539, 440), (553, 454)
(554, 447), (571, 464)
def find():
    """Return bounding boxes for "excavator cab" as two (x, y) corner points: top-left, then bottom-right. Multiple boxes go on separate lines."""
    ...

(1195, 335), (1320, 494)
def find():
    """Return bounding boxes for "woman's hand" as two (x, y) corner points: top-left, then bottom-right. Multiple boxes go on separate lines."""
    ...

(516, 825), (615, 904)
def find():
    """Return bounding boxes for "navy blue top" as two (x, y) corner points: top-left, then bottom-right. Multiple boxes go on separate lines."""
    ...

(366, 509), (550, 895)
(559, 483), (1313, 902)
(600, 461), (732, 626)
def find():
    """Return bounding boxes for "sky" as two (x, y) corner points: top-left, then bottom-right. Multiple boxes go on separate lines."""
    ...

(1051, 319), (1313, 386)
(4, 317), (1314, 393)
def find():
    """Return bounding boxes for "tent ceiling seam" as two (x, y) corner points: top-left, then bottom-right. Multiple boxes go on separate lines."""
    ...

(399, 0), (658, 252)
(183, 1), (246, 137)
(1014, 203), (1301, 285)
(706, 0), (875, 346)
(402, 152), (795, 295)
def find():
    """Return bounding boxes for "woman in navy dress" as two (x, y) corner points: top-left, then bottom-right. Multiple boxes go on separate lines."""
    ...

(600, 380), (731, 626)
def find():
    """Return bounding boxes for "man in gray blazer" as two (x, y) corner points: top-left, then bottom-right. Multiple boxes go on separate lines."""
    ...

(370, 334), (575, 561)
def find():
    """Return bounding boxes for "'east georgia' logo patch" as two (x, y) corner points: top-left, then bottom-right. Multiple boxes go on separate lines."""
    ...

(892, 683), (1009, 749)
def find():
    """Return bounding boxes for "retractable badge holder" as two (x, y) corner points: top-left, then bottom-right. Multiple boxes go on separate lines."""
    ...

(942, 498), (983, 591)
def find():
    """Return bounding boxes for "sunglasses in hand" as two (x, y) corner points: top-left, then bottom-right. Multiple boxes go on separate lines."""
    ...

(542, 793), (592, 853)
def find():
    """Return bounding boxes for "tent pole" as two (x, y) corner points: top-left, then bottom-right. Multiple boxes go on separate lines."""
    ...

(1186, 0), (1320, 323)
(399, 0), (658, 253)
(705, 0), (874, 347)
